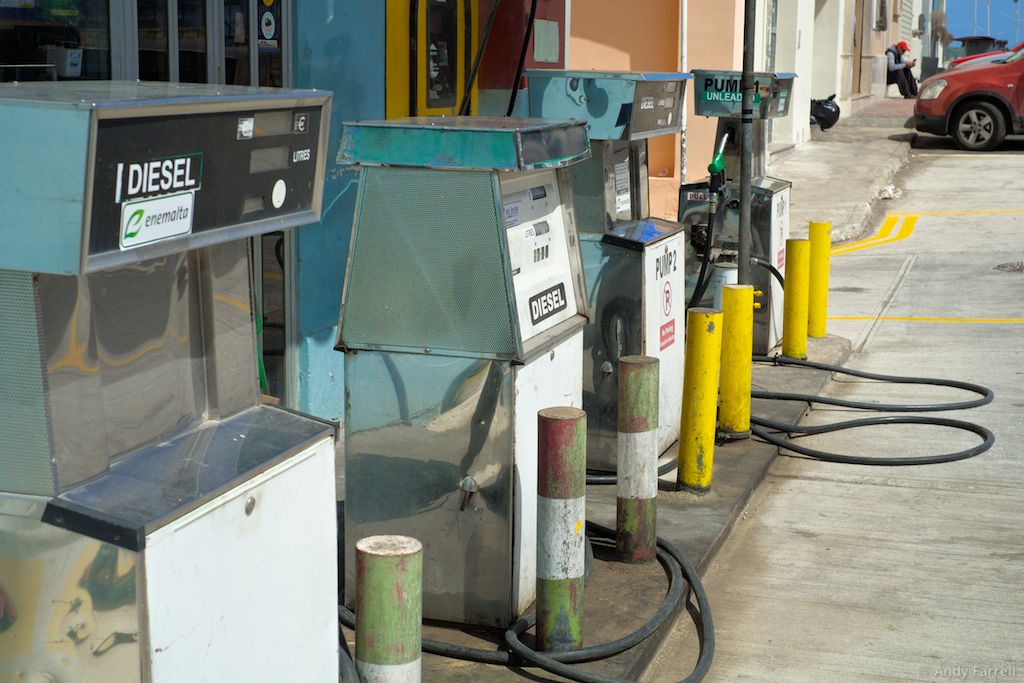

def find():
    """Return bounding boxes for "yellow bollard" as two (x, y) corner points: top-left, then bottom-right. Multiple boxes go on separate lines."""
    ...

(782, 238), (810, 360)
(678, 308), (723, 492)
(808, 221), (832, 338)
(719, 285), (754, 440)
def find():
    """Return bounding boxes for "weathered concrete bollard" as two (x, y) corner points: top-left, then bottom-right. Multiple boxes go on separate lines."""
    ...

(355, 535), (423, 682)
(678, 308), (723, 493)
(537, 407), (587, 651)
(616, 356), (659, 563)
(782, 238), (810, 360)
(719, 285), (754, 440)
(808, 221), (832, 338)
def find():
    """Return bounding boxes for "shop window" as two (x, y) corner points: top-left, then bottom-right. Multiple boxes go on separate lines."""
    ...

(0, 0), (111, 82)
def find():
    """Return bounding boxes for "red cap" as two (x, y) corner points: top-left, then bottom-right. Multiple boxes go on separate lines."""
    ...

(896, 41), (910, 52)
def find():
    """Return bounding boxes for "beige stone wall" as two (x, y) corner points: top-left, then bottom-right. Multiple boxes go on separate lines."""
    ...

(568, 0), (683, 218)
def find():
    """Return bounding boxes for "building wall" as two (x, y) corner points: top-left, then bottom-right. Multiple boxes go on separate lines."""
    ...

(685, 0), (744, 182)
(771, 0), (815, 144)
(568, 0), (683, 217)
(477, 0), (567, 115)
(813, 0), (845, 103)
(291, 3), (386, 421)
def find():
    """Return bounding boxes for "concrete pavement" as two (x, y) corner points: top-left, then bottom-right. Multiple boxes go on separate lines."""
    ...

(644, 129), (1024, 681)
(768, 97), (915, 243)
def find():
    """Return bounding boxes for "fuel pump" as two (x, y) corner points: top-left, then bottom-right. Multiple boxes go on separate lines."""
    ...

(680, 69), (797, 354)
(527, 70), (691, 471)
(336, 117), (591, 627)
(0, 82), (337, 682)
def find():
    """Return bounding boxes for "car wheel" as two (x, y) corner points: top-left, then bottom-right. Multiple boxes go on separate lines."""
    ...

(951, 101), (1007, 151)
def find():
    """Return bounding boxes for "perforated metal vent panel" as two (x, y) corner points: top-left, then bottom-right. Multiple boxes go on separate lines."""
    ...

(341, 167), (519, 358)
(0, 271), (55, 495)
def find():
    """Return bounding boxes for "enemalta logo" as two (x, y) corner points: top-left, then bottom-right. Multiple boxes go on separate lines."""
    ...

(119, 193), (194, 250)
(123, 209), (145, 240)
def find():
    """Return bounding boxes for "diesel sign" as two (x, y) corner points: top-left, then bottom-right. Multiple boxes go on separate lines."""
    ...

(115, 154), (202, 202)
(529, 283), (567, 326)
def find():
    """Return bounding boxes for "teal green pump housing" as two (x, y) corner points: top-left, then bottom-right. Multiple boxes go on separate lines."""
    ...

(336, 116), (594, 627)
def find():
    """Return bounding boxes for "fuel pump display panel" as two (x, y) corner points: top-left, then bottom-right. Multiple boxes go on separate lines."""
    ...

(88, 107), (323, 267)
(0, 82), (330, 275)
(501, 170), (579, 342)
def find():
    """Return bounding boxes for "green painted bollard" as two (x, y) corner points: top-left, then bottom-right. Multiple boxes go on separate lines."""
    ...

(537, 407), (587, 651)
(616, 356), (659, 563)
(355, 535), (422, 682)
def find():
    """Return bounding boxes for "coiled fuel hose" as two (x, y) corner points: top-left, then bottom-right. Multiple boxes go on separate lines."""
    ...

(750, 355), (995, 464)
(745, 258), (995, 464)
(338, 521), (714, 683)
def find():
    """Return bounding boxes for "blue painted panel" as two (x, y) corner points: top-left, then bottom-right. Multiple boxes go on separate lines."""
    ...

(0, 103), (90, 274)
(291, 2), (386, 420)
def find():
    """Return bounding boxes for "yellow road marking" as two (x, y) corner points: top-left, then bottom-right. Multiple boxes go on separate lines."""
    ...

(830, 315), (1024, 324)
(889, 208), (1024, 216)
(830, 215), (899, 253)
(832, 215), (917, 256)
(213, 293), (252, 313)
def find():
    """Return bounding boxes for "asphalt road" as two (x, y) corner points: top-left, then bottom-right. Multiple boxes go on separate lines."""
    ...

(645, 138), (1024, 681)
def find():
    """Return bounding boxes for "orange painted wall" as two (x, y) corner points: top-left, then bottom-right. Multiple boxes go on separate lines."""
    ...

(568, 0), (681, 219)
(686, 0), (744, 182)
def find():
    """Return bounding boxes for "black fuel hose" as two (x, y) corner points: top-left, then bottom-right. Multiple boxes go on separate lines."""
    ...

(750, 255), (785, 289)
(458, 0), (502, 115)
(586, 459), (676, 486)
(338, 626), (360, 682)
(751, 414), (994, 465)
(505, 0), (538, 116)
(751, 355), (994, 412)
(503, 522), (714, 683)
(686, 207), (716, 311)
(338, 522), (713, 682)
(750, 355), (995, 465)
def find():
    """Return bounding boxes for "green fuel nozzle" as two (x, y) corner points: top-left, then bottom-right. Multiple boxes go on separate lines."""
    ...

(707, 152), (726, 176)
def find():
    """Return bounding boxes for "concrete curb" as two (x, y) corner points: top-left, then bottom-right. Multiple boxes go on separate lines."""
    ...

(831, 131), (915, 245)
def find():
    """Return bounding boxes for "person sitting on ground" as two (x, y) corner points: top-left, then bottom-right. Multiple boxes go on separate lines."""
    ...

(886, 41), (918, 98)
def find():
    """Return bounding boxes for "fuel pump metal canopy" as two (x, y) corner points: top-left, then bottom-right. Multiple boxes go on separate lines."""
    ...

(526, 70), (691, 141)
(337, 116), (591, 171)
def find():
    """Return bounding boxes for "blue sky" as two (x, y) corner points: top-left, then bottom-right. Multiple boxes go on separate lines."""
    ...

(945, 0), (1023, 44)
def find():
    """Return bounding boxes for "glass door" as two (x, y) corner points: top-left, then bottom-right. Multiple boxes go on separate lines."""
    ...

(0, 0), (113, 82)
(177, 0), (208, 82)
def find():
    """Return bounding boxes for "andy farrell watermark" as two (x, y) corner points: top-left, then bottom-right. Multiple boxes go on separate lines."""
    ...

(935, 664), (1020, 679)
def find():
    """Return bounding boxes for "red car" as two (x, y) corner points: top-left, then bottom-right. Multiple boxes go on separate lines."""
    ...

(948, 39), (1024, 68)
(915, 45), (1024, 150)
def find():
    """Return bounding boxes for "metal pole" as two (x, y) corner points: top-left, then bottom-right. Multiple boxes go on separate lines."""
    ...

(719, 285), (754, 440)
(782, 238), (810, 360)
(808, 221), (832, 338)
(537, 406), (587, 651)
(738, 0), (757, 286)
(355, 535), (423, 683)
(616, 356), (659, 563)
(678, 308), (724, 492)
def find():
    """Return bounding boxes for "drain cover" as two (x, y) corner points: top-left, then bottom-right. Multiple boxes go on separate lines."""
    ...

(994, 261), (1024, 273)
